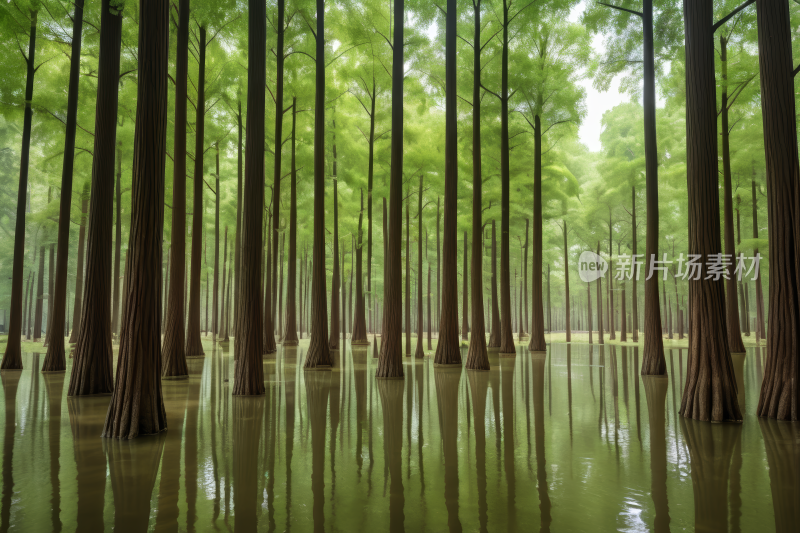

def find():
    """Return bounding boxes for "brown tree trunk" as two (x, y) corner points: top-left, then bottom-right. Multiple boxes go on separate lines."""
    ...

(466, 0), (488, 369)
(563, 221), (571, 342)
(235, 100), (243, 341)
(68, 181), (90, 344)
(405, 192), (411, 356)
(111, 141), (123, 337)
(461, 231), (469, 341)
(376, 0), (405, 378)
(22, 271), (32, 342)
(751, 175), (765, 341)
(528, 117), (545, 354)
(523, 219), (529, 335)
(67, 0), (121, 395)
(328, 160), (340, 350)
(303, 0), (332, 369)
(679, 0), (741, 422)
(608, 212), (616, 340)
(755, 0), (800, 420)
(597, 242), (604, 345)
(278, 233), (285, 339)
(212, 144), (220, 339)
(367, 78), (376, 336)
(46, 0), (86, 366)
(272, 0), (287, 329)
(161, 0), (190, 378)
(352, 191), (368, 344)
(719, 35), (746, 354)
(736, 201), (750, 336)
(437, 196), (440, 333)
(283, 98), (299, 346)
(427, 264), (433, 351)
(184, 25), (207, 357)
(639, 0), (665, 375)
(101, 0), (170, 437)
(218, 227), (228, 340)
(630, 187), (639, 343)
(488, 221), (501, 348)
(414, 179), (425, 358)
(1, 8), (38, 368)
(262, 193), (276, 353)
(232, 0), (267, 396)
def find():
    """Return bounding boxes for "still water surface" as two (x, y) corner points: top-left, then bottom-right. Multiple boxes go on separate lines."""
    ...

(0, 340), (797, 532)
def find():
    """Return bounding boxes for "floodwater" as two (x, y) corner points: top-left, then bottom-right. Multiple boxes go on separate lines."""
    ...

(0, 339), (797, 532)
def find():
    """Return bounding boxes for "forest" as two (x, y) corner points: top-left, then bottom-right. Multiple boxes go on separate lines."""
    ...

(0, 0), (799, 439)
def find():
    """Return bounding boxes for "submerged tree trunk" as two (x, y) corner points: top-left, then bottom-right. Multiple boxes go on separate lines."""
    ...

(304, 0), (332, 369)
(184, 25), (207, 357)
(1, 8), (38, 369)
(434, 0), (463, 367)
(283, 98), (299, 346)
(353, 191), (368, 344)
(488, 221), (501, 348)
(755, 0), (800, 421)
(376, 0), (405, 378)
(466, 0), (488, 370)
(162, 0), (190, 378)
(101, 0), (169, 437)
(68, 182), (90, 344)
(679, 0), (741, 422)
(232, 0), (267, 396)
(639, 0), (665, 375)
(43, 0), (84, 371)
(719, 35), (746, 354)
(67, 0), (121, 395)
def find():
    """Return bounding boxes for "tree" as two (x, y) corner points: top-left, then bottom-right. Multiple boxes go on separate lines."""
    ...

(101, 0), (170, 438)
(232, 0), (266, 396)
(679, 0), (741, 422)
(1, 2), (39, 369)
(68, 0), (122, 396)
(755, 0), (800, 421)
(162, 0), (191, 378)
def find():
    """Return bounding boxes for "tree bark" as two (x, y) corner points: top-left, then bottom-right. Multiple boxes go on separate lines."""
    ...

(329, 152), (341, 350)
(219, 226), (228, 340)
(43, 0), (85, 370)
(304, 0), (332, 369)
(679, 0), (741, 422)
(353, 191), (368, 343)
(488, 220), (501, 348)
(563, 221), (571, 342)
(235, 100), (243, 341)
(162, 0), (190, 378)
(283, 98), (299, 346)
(67, 0), (121, 395)
(755, 0), (800, 420)
(751, 176), (765, 341)
(718, 35), (746, 354)
(101, 0), (170, 437)
(630, 187), (639, 343)
(414, 179), (425, 358)
(111, 141), (123, 337)
(640, 0), (665, 375)
(528, 113), (546, 353)
(405, 191), (411, 355)
(212, 144), (220, 339)
(272, 0), (286, 329)
(461, 231), (469, 341)
(376, 0), (405, 378)
(68, 181), (90, 344)
(232, 0), (267, 395)
(184, 25), (207, 356)
(367, 78), (376, 335)
(466, 0), (488, 369)
(597, 241), (604, 345)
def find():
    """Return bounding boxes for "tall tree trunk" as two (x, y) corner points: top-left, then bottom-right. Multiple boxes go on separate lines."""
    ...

(679, 0), (741, 422)
(263, 201), (276, 352)
(101, 0), (169, 437)
(435, 0), (461, 365)
(376, 0), (405, 378)
(597, 241), (604, 345)
(640, 0), (665, 375)
(50, 1), (91, 360)
(184, 25), (207, 356)
(1, 8), (38, 368)
(547, 264), (551, 333)
(608, 211), (615, 339)
(529, 115), (546, 351)
(278, 233), (284, 339)
(22, 271), (32, 343)
(461, 231), (469, 341)
(751, 176), (765, 341)
(466, 0), (488, 369)
(272, 0), (286, 329)
(719, 35), (746, 354)
(353, 191), (368, 343)
(367, 77), (376, 335)
(587, 271), (593, 343)
(218, 227), (228, 341)
(283, 98), (299, 345)
(405, 191), (411, 355)
(111, 141), (123, 336)
(523, 219), (529, 335)
(212, 144), (220, 339)
(67, 0), (121, 395)
(162, 0), (190, 378)
(329, 145), (340, 350)
(427, 263), (433, 351)
(437, 196), (441, 333)
(304, 0), (332, 369)
(414, 179), (425, 358)
(232, 0), (267, 395)
(497, 0), (515, 355)
(488, 221), (501, 348)
(755, 0), (800, 420)
(68, 181), (90, 344)
(630, 186), (639, 343)
(563, 221), (571, 342)
(736, 201), (749, 336)
(235, 100), (243, 341)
